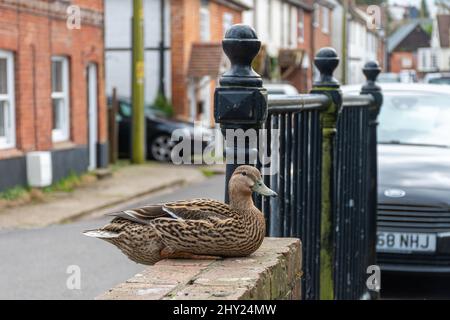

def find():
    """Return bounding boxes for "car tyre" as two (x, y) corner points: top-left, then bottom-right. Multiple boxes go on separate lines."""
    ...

(149, 134), (175, 162)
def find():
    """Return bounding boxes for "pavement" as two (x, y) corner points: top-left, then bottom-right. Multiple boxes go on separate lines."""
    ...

(0, 175), (226, 300)
(0, 163), (209, 230)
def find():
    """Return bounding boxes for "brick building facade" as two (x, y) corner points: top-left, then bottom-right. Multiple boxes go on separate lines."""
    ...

(387, 19), (431, 74)
(0, 0), (107, 192)
(171, 0), (248, 125)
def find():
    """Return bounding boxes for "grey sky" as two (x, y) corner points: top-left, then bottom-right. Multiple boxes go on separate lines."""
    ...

(389, 0), (437, 17)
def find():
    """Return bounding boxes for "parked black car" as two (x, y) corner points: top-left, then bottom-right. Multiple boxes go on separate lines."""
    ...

(110, 97), (211, 161)
(343, 83), (450, 273)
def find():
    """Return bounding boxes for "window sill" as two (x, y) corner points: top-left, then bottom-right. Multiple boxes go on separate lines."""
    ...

(0, 148), (24, 160)
(52, 141), (77, 151)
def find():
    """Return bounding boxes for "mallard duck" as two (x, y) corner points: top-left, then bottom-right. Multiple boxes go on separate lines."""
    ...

(83, 165), (277, 265)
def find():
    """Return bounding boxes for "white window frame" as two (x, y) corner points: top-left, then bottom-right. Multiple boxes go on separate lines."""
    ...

(313, 4), (320, 28)
(322, 6), (329, 34)
(431, 52), (438, 69)
(223, 12), (234, 36)
(298, 9), (305, 43)
(290, 6), (297, 47)
(51, 56), (70, 143)
(200, 5), (210, 42)
(0, 50), (15, 150)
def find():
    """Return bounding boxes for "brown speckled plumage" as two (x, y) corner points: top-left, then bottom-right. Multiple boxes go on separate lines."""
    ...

(83, 166), (276, 265)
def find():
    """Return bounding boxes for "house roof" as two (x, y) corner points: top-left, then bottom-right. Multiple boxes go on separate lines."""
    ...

(437, 15), (450, 48)
(387, 19), (431, 53)
(187, 43), (224, 78)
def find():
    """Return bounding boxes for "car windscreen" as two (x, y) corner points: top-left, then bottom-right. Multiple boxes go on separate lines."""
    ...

(378, 91), (450, 148)
(378, 74), (400, 83)
(118, 101), (166, 119)
(429, 77), (450, 85)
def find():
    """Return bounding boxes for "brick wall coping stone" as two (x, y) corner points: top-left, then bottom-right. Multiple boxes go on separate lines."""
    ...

(97, 238), (302, 300)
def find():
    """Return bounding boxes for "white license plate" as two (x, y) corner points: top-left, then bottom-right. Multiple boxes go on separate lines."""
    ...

(376, 232), (437, 253)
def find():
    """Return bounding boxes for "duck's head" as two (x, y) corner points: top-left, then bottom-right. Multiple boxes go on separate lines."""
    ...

(229, 165), (278, 199)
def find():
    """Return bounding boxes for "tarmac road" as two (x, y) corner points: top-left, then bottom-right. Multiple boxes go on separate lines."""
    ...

(0, 175), (225, 300)
(0, 174), (449, 300)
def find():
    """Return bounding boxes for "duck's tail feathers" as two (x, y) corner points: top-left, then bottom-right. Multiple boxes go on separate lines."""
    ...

(83, 229), (120, 239)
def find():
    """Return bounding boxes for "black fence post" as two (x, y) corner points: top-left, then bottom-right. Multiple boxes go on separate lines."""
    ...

(214, 24), (268, 202)
(310, 47), (342, 300)
(361, 61), (383, 298)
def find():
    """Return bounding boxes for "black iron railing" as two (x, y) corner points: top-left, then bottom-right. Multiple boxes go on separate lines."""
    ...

(214, 24), (383, 300)
(255, 95), (326, 300)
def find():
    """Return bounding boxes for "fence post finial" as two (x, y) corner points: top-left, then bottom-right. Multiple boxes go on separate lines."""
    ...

(214, 24), (268, 202)
(362, 61), (383, 111)
(314, 47), (340, 87)
(220, 24), (263, 87)
(362, 61), (381, 87)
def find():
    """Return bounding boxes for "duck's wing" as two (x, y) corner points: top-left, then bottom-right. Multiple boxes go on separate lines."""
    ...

(163, 199), (236, 221)
(107, 199), (233, 225)
(106, 205), (168, 225)
(150, 217), (235, 253)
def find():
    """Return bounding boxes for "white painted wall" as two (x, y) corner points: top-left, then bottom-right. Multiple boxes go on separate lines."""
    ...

(347, 12), (380, 85)
(242, 0), (298, 57)
(418, 19), (450, 72)
(105, 0), (172, 103)
(330, 0), (343, 83)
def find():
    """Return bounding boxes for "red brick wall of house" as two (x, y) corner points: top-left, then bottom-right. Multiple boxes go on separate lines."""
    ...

(209, 2), (243, 41)
(0, 0), (106, 157)
(170, 0), (243, 120)
(208, 2), (242, 124)
(390, 51), (416, 73)
(297, 8), (313, 92)
(297, 9), (312, 53)
(170, 0), (201, 118)
(378, 38), (386, 71)
(313, 6), (332, 51)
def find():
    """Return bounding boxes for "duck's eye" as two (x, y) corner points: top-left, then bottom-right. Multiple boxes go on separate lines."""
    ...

(241, 172), (247, 176)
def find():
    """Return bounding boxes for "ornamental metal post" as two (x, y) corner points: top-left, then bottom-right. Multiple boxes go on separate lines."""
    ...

(311, 48), (342, 300)
(214, 24), (268, 203)
(361, 61), (383, 299)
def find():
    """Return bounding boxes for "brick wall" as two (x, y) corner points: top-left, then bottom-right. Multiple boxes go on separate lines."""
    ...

(209, 2), (243, 41)
(297, 8), (313, 92)
(170, 0), (200, 118)
(0, 0), (106, 155)
(170, 0), (244, 120)
(98, 238), (302, 300)
(313, 7), (332, 52)
(390, 51), (416, 73)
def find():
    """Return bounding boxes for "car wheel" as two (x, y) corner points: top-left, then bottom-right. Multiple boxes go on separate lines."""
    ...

(150, 135), (175, 162)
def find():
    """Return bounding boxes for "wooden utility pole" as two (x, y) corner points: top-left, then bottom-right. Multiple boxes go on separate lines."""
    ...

(131, 0), (146, 163)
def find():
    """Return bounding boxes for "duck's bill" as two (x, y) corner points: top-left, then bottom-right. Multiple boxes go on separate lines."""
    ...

(252, 179), (278, 197)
